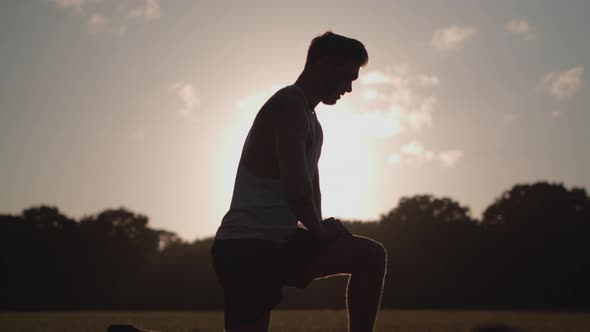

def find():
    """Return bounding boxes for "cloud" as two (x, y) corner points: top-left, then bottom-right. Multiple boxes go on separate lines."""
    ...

(389, 141), (463, 168)
(506, 19), (534, 39)
(438, 150), (464, 168)
(169, 82), (200, 119)
(51, 0), (86, 9)
(327, 109), (404, 139)
(345, 65), (459, 168)
(235, 65), (456, 168)
(358, 66), (440, 132)
(362, 88), (381, 101)
(50, 0), (160, 34)
(401, 141), (425, 156)
(128, 0), (160, 20)
(360, 65), (410, 86)
(418, 75), (440, 87)
(50, 0), (86, 15)
(360, 71), (395, 85)
(538, 67), (584, 100)
(87, 14), (107, 34)
(432, 25), (477, 50)
(406, 96), (437, 130)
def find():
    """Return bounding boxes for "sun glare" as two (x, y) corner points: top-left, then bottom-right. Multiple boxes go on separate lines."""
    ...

(317, 108), (380, 221)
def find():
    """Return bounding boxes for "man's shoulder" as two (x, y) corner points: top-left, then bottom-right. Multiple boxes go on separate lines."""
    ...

(268, 85), (305, 109)
(254, 87), (308, 137)
(255, 85), (308, 131)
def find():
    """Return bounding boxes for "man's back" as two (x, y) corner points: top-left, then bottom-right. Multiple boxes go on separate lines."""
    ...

(240, 87), (302, 180)
(214, 84), (322, 243)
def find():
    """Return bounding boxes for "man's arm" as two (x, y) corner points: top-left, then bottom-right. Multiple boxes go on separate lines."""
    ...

(313, 170), (322, 221)
(274, 94), (323, 237)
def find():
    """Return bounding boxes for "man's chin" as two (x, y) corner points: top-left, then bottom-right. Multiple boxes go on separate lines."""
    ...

(322, 96), (340, 105)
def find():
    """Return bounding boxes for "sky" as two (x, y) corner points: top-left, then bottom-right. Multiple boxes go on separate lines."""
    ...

(1, 0), (589, 241)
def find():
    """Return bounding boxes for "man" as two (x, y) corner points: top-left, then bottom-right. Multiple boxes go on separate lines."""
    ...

(211, 31), (387, 332)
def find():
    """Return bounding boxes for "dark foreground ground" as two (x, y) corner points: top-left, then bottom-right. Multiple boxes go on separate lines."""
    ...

(1, 309), (589, 332)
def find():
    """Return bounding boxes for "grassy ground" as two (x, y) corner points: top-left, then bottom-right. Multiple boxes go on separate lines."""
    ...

(1, 309), (589, 332)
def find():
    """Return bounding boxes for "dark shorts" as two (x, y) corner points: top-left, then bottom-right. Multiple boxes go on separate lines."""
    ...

(210, 227), (335, 329)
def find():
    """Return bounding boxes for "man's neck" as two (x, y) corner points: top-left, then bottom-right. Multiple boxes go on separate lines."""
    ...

(294, 71), (321, 111)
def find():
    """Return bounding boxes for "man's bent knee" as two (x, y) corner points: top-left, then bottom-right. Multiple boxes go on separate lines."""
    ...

(367, 239), (387, 273)
(353, 237), (387, 274)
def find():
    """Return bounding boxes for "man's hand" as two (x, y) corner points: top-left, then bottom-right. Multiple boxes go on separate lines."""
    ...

(314, 217), (352, 242)
(325, 217), (352, 236)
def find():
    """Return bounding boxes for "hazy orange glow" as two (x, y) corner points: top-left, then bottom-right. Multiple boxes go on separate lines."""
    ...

(317, 108), (381, 221)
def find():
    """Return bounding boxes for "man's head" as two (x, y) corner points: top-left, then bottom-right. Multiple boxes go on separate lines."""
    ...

(304, 31), (368, 105)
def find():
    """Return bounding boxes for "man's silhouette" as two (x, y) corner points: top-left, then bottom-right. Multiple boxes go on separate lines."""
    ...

(211, 31), (387, 332)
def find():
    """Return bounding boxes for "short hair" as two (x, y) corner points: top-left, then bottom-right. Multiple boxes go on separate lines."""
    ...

(305, 31), (368, 68)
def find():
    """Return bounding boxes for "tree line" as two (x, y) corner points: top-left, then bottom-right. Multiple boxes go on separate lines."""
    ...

(1, 181), (588, 310)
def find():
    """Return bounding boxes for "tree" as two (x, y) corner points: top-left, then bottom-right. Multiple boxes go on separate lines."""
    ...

(482, 182), (589, 232)
(480, 182), (590, 307)
(377, 195), (480, 307)
(74, 208), (160, 307)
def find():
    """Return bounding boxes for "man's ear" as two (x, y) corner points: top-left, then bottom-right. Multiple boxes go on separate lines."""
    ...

(316, 55), (329, 64)
(316, 55), (333, 67)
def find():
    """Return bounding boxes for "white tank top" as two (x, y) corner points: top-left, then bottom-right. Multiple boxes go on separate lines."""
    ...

(214, 84), (323, 243)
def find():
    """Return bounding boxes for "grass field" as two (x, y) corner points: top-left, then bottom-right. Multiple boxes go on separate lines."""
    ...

(1, 310), (589, 332)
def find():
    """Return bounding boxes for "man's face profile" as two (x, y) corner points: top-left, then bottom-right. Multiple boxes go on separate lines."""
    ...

(319, 61), (360, 106)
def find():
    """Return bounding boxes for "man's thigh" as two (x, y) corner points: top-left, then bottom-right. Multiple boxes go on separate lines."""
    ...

(211, 239), (283, 329)
(301, 234), (387, 281)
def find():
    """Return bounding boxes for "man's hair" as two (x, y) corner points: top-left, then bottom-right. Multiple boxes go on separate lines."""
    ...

(305, 31), (368, 68)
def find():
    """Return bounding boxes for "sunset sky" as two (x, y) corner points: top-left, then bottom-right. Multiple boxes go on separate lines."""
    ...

(1, 0), (588, 240)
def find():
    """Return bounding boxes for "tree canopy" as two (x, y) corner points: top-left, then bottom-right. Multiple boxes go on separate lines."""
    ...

(1, 181), (588, 310)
